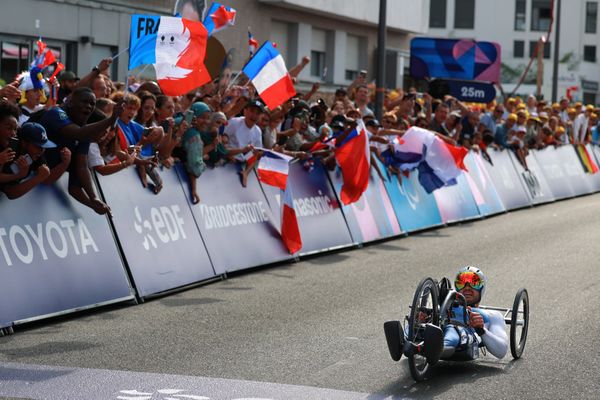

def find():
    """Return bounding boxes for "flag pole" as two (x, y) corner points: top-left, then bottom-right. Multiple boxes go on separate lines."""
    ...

(111, 47), (129, 61)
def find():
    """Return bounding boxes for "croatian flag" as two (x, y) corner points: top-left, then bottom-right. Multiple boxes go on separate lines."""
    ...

(248, 30), (259, 56)
(242, 41), (296, 110)
(129, 15), (211, 96)
(383, 127), (468, 193)
(334, 120), (371, 205)
(203, 3), (236, 36)
(281, 183), (302, 254)
(257, 150), (293, 190)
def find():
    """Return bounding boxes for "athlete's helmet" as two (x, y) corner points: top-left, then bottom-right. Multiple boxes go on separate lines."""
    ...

(454, 266), (487, 300)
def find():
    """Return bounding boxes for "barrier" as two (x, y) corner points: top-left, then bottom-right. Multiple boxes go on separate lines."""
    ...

(261, 160), (354, 255)
(484, 149), (532, 210)
(433, 173), (481, 224)
(378, 164), (444, 232)
(96, 167), (215, 298)
(531, 147), (577, 199)
(515, 151), (555, 205)
(177, 163), (292, 274)
(0, 176), (134, 328)
(327, 162), (402, 243)
(555, 146), (594, 196)
(585, 144), (600, 191)
(463, 152), (506, 216)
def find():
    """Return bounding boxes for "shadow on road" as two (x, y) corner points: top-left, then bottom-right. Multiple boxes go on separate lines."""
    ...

(368, 358), (519, 399)
(160, 297), (224, 307)
(0, 341), (100, 360)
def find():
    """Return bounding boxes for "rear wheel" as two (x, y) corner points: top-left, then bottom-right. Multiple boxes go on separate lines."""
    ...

(510, 288), (529, 359)
(407, 277), (440, 381)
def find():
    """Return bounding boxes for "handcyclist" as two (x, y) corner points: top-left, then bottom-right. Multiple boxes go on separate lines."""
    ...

(436, 266), (509, 359)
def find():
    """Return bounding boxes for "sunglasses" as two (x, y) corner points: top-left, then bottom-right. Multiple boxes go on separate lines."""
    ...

(455, 272), (484, 291)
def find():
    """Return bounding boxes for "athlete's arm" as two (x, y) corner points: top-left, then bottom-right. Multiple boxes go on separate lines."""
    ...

(481, 310), (509, 359)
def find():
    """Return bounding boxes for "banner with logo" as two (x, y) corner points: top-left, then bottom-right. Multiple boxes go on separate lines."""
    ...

(327, 162), (402, 243)
(484, 149), (532, 210)
(510, 151), (555, 205)
(0, 176), (134, 328)
(96, 167), (215, 298)
(176, 163), (292, 275)
(530, 147), (576, 200)
(378, 166), (443, 232)
(433, 173), (481, 224)
(261, 160), (354, 255)
(463, 152), (506, 216)
(585, 144), (600, 191)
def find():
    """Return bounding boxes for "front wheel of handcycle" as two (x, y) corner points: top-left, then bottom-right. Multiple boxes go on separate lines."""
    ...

(407, 277), (440, 381)
(510, 287), (529, 359)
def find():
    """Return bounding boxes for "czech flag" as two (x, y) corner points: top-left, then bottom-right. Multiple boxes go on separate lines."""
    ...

(129, 15), (211, 96)
(334, 120), (371, 205)
(203, 3), (236, 36)
(281, 183), (302, 254)
(257, 150), (293, 190)
(242, 41), (296, 110)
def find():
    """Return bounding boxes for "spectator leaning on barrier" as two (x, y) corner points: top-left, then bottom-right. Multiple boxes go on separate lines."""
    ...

(37, 86), (117, 215)
(134, 91), (158, 128)
(1, 122), (71, 199)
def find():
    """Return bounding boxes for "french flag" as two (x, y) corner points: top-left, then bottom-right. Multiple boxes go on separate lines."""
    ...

(281, 183), (302, 254)
(32, 39), (57, 69)
(385, 127), (468, 193)
(257, 150), (293, 190)
(129, 15), (211, 96)
(248, 30), (259, 56)
(203, 3), (236, 36)
(242, 41), (296, 110)
(334, 120), (371, 205)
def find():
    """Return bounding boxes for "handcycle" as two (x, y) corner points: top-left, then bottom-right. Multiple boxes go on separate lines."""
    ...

(383, 277), (529, 381)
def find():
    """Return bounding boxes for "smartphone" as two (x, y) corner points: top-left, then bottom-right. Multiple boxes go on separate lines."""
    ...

(142, 127), (153, 137)
(10, 153), (33, 175)
(160, 120), (171, 133)
(185, 110), (194, 125)
(359, 70), (368, 78)
(8, 137), (19, 152)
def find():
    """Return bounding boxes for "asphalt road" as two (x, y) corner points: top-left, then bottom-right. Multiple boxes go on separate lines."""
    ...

(1, 194), (600, 399)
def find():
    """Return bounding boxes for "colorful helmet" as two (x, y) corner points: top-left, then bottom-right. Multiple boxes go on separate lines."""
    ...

(455, 266), (487, 300)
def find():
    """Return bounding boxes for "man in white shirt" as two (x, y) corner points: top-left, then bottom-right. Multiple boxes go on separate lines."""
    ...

(572, 105), (594, 144)
(224, 99), (264, 187)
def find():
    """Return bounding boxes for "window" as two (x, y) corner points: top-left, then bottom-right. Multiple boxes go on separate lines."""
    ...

(345, 34), (363, 81)
(531, 0), (552, 31)
(454, 0), (475, 29)
(584, 45), (597, 62)
(586, 2), (598, 33)
(271, 20), (290, 62)
(529, 40), (551, 58)
(515, 0), (526, 31)
(514, 40), (525, 57)
(0, 41), (30, 84)
(429, 0), (447, 28)
(310, 28), (327, 78)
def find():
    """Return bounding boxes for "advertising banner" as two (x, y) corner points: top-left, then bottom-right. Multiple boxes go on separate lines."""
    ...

(463, 152), (506, 216)
(261, 160), (354, 255)
(0, 176), (133, 328)
(585, 144), (600, 191)
(484, 149), (532, 210)
(327, 162), (402, 243)
(553, 146), (594, 196)
(410, 37), (501, 82)
(511, 151), (555, 205)
(433, 173), (481, 224)
(96, 167), (215, 298)
(177, 163), (292, 274)
(378, 167), (444, 232)
(530, 147), (576, 200)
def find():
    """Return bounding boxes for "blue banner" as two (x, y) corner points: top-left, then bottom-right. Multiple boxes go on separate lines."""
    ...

(433, 173), (481, 224)
(327, 162), (402, 243)
(129, 14), (160, 70)
(379, 167), (443, 232)
(484, 149), (532, 210)
(261, 160), (354, 255)
(96, 167), (215, 298)
(177, 163), (292, 274)
(0, 176), (133, 328)
(463, 152), (506, 216)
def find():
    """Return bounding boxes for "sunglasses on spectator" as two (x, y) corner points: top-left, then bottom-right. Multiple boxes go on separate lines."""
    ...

(455, 271), (484, 291)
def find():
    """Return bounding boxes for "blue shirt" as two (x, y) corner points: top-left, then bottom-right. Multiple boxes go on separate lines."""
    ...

(592, 125), (600, 145)
(117, 119), (152, 157)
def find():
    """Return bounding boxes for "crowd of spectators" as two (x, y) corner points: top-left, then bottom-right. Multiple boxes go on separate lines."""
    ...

(1, 54), (599, 211)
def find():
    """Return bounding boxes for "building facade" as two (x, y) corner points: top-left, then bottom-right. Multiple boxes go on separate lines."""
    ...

(0, 0), (429, 92)
(426, 0), (600, 103)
